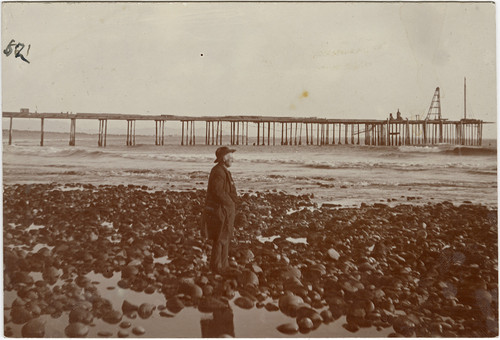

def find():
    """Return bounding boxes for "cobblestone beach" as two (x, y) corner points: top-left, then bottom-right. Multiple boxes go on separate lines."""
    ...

(3, 183), (498, 337)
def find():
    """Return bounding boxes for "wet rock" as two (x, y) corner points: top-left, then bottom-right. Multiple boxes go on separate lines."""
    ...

(343, 322), (359, 333)
(297, 317), (314, 333)
(12, 298), (26, 308)
(198, 297), (228, 313)
(65, 322), (89, 337)
(320, 309), (334, 323)
(279, 294), (304, 317)
(11, 306), (33, 324)
(392, 316), (416, 337)
(277, 322), (299, 335)
(122, 265), (139, 279)
(118, 329), (129, 338)
(166, 297), (184, 313)
(4, 326), (14, 337)
(117, 280), (130, 289)
(327, 248), (340, 260)
(75, 275), (91, 288)
(144, 286), (156, 294)
(12, 271), (34, 285)
(251, 264), (263, 274)
(120, 321), (132, 328)
(234, 296), (254, 309)
(265, 302), (279, 312)
(132, 326), (146, 336)
(69, 307), (93, 324)
(138, 303), (155, 319)
(121, 300), (139, 314)
(159, 311), (174, 318)
(43, 266), (60, 284)
(102, 310), (123, 324)
(97, 330), (113, 337)
(235, 248), (254, 264)
(203, 285), (214, 297)
(21, 318), (45, 337)
(296, 307), (322, 329)
(275, 266), (302, 281)
(179, 281), (203, 300)
(238, 270), (259, 287)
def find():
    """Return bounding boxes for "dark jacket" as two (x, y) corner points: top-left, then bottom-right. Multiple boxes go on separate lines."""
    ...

(204, 163), (237, 240)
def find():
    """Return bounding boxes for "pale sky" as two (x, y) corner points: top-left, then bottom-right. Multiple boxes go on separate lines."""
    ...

(1, 2), (497, 137)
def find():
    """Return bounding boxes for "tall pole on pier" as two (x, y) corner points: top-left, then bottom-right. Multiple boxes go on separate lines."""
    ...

(464, 77), (467, 119)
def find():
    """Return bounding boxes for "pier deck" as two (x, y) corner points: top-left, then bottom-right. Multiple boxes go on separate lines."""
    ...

(3, 110), (484, 147)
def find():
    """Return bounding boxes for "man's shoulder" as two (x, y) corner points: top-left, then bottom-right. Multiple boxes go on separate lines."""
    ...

(210, 163), (230, 177)
(210, 163), (225, 175)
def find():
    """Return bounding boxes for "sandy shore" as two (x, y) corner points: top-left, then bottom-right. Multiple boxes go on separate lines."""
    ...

(3, 183), (498, 337)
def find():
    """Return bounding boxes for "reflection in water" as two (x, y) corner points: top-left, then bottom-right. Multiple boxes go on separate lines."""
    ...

(201, 307), (235, 338)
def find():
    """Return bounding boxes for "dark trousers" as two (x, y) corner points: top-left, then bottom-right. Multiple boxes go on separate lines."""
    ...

(210, 236), (229, 272)
(205, 205), (234, 273)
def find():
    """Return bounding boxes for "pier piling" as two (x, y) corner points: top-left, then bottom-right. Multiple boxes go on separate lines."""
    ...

(9, 117), (13, 145)
(40, 118), (44, 146)
(126, 120), (135, 146)
(69, 118), (76, 146)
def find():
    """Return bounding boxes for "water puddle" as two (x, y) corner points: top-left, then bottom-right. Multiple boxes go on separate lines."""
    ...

(257, 235), (280, 243)
(4, 269), (394, 337)
(257, 235), (307, 245)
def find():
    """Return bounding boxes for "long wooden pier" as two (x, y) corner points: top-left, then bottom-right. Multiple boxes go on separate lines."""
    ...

(3, 110), (484, 147)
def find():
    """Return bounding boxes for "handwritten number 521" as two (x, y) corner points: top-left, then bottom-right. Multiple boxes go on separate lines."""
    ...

(4, 39), (30, 64)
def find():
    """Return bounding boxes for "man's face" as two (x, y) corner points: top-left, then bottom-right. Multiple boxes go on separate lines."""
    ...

(223, 153), (234, 168)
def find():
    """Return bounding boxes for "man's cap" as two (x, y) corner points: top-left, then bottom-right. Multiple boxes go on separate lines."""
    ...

(214, 146), (236, 163)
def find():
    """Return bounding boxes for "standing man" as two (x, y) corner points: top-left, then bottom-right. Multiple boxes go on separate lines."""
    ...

(204, 146), (238, 274)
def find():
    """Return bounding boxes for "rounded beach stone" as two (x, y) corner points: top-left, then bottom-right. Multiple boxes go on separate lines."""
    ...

(120, 321), (131, 329)
(238, 270), (259, 287)
(121, 300), (138, 314)
(166, 297), (184, 313)
(69, 307), (93, 324)
(122, 265), (139, 279)
(118, 329), (129, 338)
(343, 322), (359, 333)
(203, 284), (214, 297)
(279, 294), (304, 317)
(234, 296), (254, 309)
(102, 310), (122, 324)
(327, 248), (340, 260)
(265, 302), (279, 312)
(277, 322), (299, 335)
(320, 309), (334, 323)
(21, 318), (45, 337)
(144, 286), (156, 294)
(392, 316), (415, 337)
(117, 280), (130, 289)
(198, 297), (228, 313)
(138, 303), (155, 319)
(297, 317), (314, 332)
(132, 326), (146, 335)
(65, 322), (89, 337)
(179, 281), (203, 300)
(11, 307), (33, 324)
(97, 331), (113, 337)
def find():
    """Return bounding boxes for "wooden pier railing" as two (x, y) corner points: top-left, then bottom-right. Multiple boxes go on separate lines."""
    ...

(2, 110), (485, 147)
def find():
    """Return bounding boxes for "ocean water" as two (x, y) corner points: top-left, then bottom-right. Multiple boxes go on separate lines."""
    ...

(3, 131), (497, 208)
